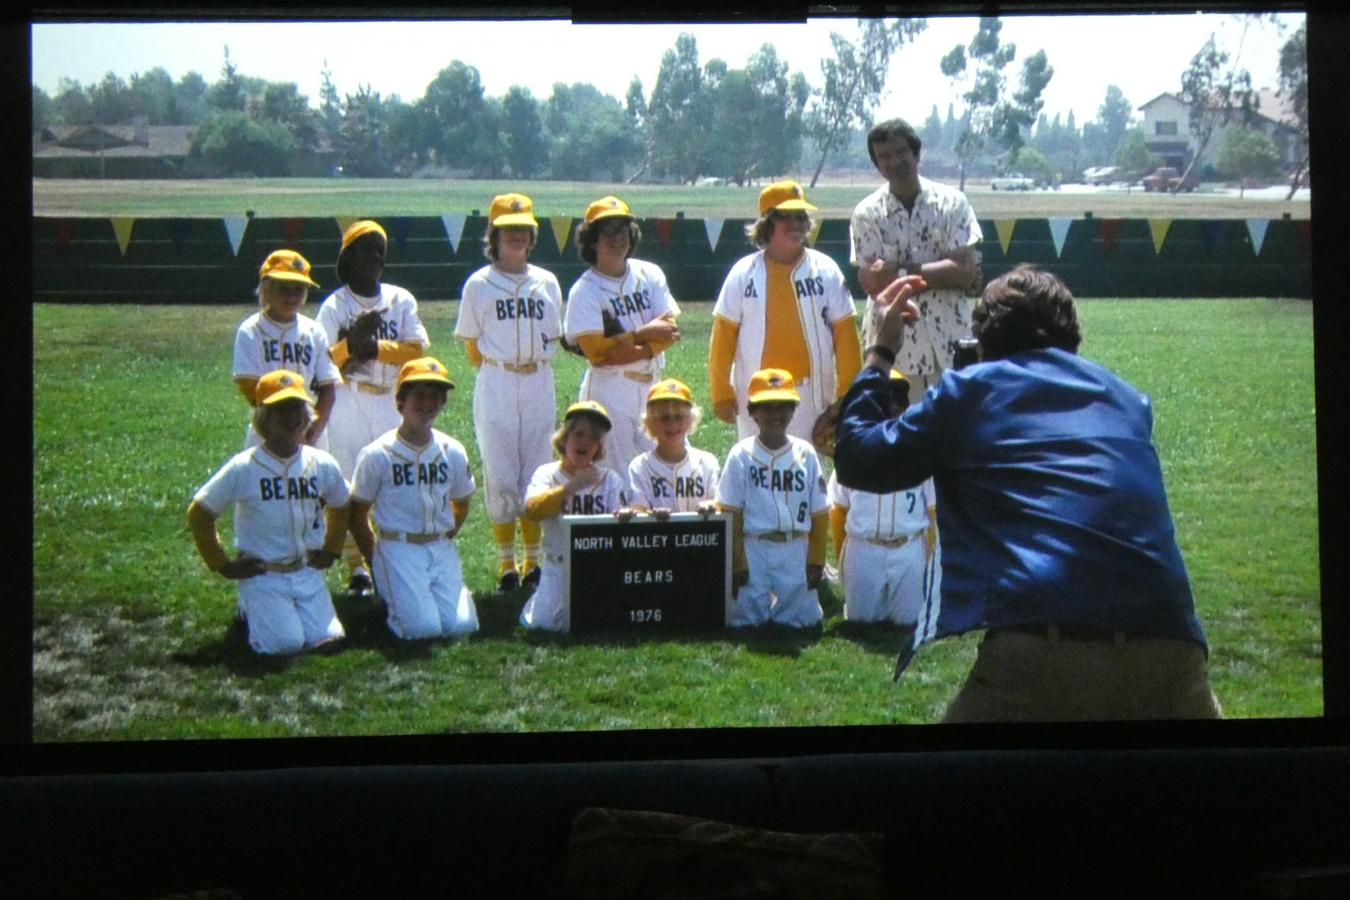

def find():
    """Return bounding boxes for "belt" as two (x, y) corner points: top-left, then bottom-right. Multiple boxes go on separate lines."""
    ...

(751, 531), (802, 543)
(864, 533), (919, 548)
(351, 381), (391, 395)
(377, 526), (444, 545)
(483, 357), (546, 375)
(996, 623), (1138, 645)
(622, 370), (655, 384)
(261, 559), (307, 573)
(544, 552), (565, 564)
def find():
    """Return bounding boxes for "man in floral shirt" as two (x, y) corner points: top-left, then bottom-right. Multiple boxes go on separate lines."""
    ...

(850, 118), (983, 401)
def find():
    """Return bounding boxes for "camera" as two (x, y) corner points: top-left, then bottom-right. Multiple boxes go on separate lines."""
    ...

(952, 337), (981, 370)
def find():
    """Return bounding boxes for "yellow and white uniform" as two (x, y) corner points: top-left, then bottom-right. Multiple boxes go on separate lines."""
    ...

(828, 471), (934, 625)
(454, 263), (563, 525)
(192, 445), (350, 655)
(564, 259), (680, 473)
(519, 462), (628, 632)
(351, 428), (479, 640)
(316, 283), (430, 477)
(716, 435), (829, 627)
(627, 445), (721, 513)
(232, 311), (339, 449)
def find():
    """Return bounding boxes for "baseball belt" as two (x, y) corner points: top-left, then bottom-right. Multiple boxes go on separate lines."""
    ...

(483, 358), (546, 375)
(353, 382), (391, 395)
(545, 552), (565, 564)
(751, 531), (802, 543)
(377, 526), (444, 545)
(864, 533), (921, 548)
(622, 370), (655, 384)
(261, 559), (307, 573)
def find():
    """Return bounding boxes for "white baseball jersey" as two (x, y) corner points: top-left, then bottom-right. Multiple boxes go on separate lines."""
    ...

(827, 471), (932, 543)
(828, 471), (934, 625)
(627, 446), (721, 513)
(193, 445), (350, 564)
(316, 283), (430, 390)
(232, 311), (340, 448)
(455, 263), (564, 364)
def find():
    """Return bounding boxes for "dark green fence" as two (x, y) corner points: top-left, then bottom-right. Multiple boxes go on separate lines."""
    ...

(32, 214), (1313, 304)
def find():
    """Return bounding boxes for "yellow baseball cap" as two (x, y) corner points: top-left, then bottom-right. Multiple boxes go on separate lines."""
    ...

(758, 180), (817, 216)
(397, 357), (455, 392)
(564, 400), (612, 430)
(340, 219), (387, 252)
(255, 369), (312, 406)
(747, 368), (801, 405)
(890, 368), (912, 403)
(584, 196), (634, 225)
(259, 249), (320, 288)
(489, 193), (538, 229)
(647, 378), (693, 406)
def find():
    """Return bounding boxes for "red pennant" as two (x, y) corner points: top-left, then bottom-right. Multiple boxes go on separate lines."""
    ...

(653, 218), (675, 246)
(54, 219), (74, 248)
(282, 218), (304, 248)
(1100, 219), (1121, 256)
(1298, 220), (1312, 253)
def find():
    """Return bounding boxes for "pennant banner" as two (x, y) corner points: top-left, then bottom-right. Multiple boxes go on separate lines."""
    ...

(809, 219), (824, 248)
(705, 218), (725, 251)
(1048, 218), (1072, 258)
(282, 218), (304, 249)
(549, 217), (573, 254)
(1246, 219), (1270, 256)
(111, 217), (135, 257)
(1201, 220), (1224, 253)
(441, 214), (466, 255)
(653, 218), (675, 247)
(1100, 219), (1121, 256)
(335, 216), (360, 238)
(223, 217), (249, 256)
(994, 220), (1016, 256)
(390, 217), (412, 251)
(1148, 219), (1173, 255)
(54, 218), (75, 249)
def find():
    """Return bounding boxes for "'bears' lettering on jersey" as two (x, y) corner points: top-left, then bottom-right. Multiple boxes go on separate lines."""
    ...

(566, 493), (608, 514)
(373, 319), (399, 340)
(495, 297), (547, 321)
(648, 475), (706, 499)
(392, 460), (451, 487)
(262, 340), (314, 367)
(793, 276), (826, 299)
(748, 465), (806, 492)
(259, 475), (321, 501)
(606, 290), (651, 318)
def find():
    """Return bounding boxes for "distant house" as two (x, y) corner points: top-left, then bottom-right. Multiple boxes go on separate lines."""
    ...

(1138, 89), (1305, 174)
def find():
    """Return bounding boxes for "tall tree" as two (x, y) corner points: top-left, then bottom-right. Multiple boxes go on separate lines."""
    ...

(501, 86), (549, 179)
(545, 82), (643, 181)
(88, 73), (134, 125)
(318, 62), (343, 149)
(127, 68), (178, 124)
(1175, 29), (1257, 193)
(337, 85), (393, 177)
(1116, 126), (1155, 186)
(32, 85), (53, 131)
(51, 77), (92, 125)
(1217, 127), (1281, 197)
(804, 18), (926, 188)
(191, 110), (296, 176)
(174, 72), (210, 125)
(415, 61), (501, 176)
(1082, 85), (1133, 167)
(256, 82), (319, 150)
(645, 33), (711, 183)
(705, 45), (809, 185)
(208, 46), (247, 112)
(1277, 21), (1308, 199)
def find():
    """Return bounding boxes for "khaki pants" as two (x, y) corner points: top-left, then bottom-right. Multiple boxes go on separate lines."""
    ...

(942, 628), (1223, 723)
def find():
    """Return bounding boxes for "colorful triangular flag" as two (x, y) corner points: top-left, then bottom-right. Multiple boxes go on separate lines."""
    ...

(1100, 219), (1121, 256)
(549, 217), (573, 254)
(441, 214), (465, 255)
(282, 218), (304, 249)
(705, 218), (725, 251)
(111, 217), (134, 256)
(1048, 218), (1072, 258)
(335, 216), (360, 237)
(994, 220), (1016, 256)
(1246, 219), (1270, 256)
(653, 218), (675, 246)
(1148, 219), (1173, 255)
(809, 219), (824, 247)
(223, 217), (249, 256)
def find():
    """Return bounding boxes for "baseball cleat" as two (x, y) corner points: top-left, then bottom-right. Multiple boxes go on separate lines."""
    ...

(522, 567), (541, 589)
(348, 570), (374, 597)
(498, 570), (520, 592)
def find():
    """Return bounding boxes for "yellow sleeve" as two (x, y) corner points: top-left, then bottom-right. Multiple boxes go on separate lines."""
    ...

(451, 498), (471, 530)
(187, 500), (230, 572)
(348, 499), (375, 563)
(829, 505), (848, 563)
(645, 334), (675, 355)
(720, 505), (747, 573)
(376, 340), (426, 367)
(709, 316), (740, 406)
(832, 316), (863, 400)
(329, 339), (351, 368)
(234, 377), (259, 406)
(463, 338), (484, 369)
(575, 332), (637, 365)
(808, 510), (829, 567)
(525, 485), (567, 521)
(323, 504), (351, 557)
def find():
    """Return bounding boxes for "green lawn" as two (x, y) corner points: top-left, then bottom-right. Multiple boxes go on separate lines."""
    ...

(31, 298), (1321, 740)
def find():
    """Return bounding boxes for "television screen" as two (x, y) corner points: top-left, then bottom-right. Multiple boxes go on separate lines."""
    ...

(17, 5), (1346, 770)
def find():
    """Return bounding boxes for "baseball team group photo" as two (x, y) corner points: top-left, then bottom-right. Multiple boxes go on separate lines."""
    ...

(30, 14), (1320, 740)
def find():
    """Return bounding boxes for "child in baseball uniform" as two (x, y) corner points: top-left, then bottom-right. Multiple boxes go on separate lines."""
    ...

(520, 401), (629, 632)
(455, 193), (563, 592)
(827, 369), (938, 625)
(716, 369), (831, 629)
(348, 358), (479, 641)
(563, 195), (682, 476)
(187, 369), (351, 656)
(232, 249), (339, 450)
(627, 378), (720, 519)
(316, 220), (431, 599)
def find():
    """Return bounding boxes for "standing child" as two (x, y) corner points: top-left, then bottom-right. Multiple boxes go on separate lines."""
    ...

(187, 370), (351, 656)
(716, 369), (830, 629)
(563, 195), (682, 476)
(347, 358), (479, 640)
(316, 220), (431, 599)
(627, 378), (720, 518)
(232, 249), (339, 449)
(827, 369), (937, 625)
(454, 193), (564, 592)
(520, 401), (629, 632)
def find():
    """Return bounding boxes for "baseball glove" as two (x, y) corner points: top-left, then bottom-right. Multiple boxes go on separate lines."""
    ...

(341, 309), (383, 362)
(560, 310), (625, 357)
(811, 399), (842, 458)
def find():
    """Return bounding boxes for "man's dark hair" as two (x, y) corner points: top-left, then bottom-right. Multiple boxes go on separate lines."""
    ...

(867, 118), (922, 166)
(577, 218), (642, 265)
(971, 266), (1082, 361)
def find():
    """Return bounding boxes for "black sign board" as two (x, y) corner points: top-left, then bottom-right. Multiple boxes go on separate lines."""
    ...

(564, 513), (731, 635)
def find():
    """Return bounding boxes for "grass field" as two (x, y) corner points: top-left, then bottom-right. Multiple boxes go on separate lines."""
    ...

(31, 297), (1321, 740)
(33, 177), (1311, 221)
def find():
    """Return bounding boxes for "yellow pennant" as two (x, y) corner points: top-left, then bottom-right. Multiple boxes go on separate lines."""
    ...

(1149, 219), (1173, 254)
(111, 217), (135, 256)
(809, 220), (824, 246)
(994, 219), (1017, 256)
(549, 216), (573, 253)
(336, 216), (360, 237)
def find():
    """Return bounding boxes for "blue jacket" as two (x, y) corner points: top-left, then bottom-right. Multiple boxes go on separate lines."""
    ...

(835, 349), (1206, 648)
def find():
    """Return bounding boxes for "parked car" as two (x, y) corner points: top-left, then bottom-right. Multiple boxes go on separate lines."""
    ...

(1142, 166), (1199, 192)
(1082, 166), (1119, 185)
(990, 172), (1036, 190)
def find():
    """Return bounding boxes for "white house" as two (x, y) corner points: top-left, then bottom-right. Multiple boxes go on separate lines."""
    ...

(1138, 89), (1304, 173)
